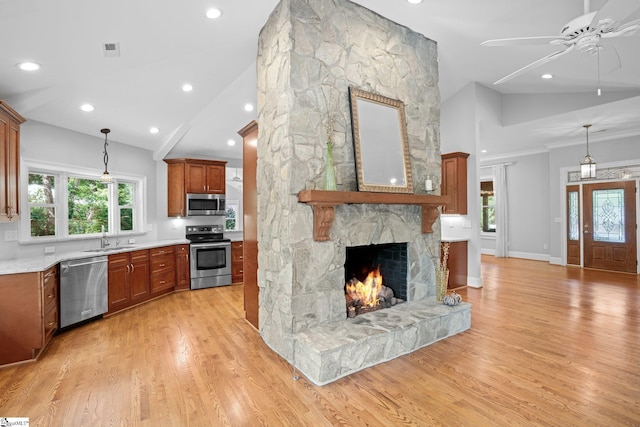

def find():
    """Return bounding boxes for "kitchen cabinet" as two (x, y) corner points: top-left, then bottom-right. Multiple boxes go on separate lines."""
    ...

(107, 250), (150, 314)
(441, 152), (469, 215)
(185, 162), (225, 194)
(231, 241), (244, 283)
(150, 245), (176, 295)
(442, 239), (468, 289)
(175, 244), (190, 290)
(164, 158), (227, 217)
(0, 265), (58, 366)
(0, 100), (26, 222)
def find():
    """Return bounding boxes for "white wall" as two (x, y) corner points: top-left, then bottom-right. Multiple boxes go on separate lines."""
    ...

(440, 82), (483, 287)
(0, 121), (160, 260)
(480, 151), (550, 261)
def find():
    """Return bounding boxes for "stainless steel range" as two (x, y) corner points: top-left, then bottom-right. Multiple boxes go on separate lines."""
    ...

(186, 225), (232, 290)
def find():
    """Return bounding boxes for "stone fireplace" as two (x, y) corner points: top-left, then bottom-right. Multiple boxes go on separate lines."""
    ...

(256, 0), (470, 385)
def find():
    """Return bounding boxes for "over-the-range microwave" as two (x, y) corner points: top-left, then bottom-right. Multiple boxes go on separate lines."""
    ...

(186, 193), (226, 216)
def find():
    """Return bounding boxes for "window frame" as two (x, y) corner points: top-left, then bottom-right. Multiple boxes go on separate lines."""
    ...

(20, 159), (147, 243)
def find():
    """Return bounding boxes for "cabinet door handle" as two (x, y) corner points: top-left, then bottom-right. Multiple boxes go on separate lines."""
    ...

(48, 293), (54, 299)
(160, 280), (166, 284)
(131, 263), (135, 273)
(126, 264), (130, 273)
(159, 263), (165, 267)
(48, 321), (55, 327)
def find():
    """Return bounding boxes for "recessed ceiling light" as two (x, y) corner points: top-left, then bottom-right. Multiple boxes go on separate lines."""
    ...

(150, 127), (160, 134)
(541, 73), (554, 79)
(182, 83), (193, 92)
(17, 62), (41, 71)
(244, 103), (254, 112)
(206, 8), (222, 19)
(481, 149), (488, 153)
(227, 139), (236, 146)
(406, 0), (423, 4)
(80, 104), (95, 112)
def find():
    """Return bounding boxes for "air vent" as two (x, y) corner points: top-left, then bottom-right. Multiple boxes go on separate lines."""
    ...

(102, 42), (121, 58)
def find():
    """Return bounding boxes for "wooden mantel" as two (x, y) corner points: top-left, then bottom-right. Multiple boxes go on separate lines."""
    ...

(298, 190), (451, 241)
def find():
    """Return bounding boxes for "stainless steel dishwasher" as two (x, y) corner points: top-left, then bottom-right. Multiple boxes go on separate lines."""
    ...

(60, 255), (108, 328)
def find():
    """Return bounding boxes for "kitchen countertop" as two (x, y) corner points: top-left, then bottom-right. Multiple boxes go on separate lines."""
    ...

(0, 239), (189, 276)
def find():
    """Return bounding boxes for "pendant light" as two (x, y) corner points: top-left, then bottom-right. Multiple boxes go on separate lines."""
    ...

(580, 124), (596, 180)
(99, 128), (114, 184)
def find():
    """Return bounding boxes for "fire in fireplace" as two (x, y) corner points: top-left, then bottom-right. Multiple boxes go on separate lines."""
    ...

(344, 243), (407, 317)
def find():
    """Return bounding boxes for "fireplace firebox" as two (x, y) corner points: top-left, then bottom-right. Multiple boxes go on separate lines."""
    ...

(344, 243), (407, 316)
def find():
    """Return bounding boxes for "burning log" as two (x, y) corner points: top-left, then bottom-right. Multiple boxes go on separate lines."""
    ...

(345, 265), (396, 316)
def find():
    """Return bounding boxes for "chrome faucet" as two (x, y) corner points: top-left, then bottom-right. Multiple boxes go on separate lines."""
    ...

(101, 225), (110, 249)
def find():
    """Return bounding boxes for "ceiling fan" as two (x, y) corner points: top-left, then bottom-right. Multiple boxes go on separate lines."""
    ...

(482, 0), (640, 84)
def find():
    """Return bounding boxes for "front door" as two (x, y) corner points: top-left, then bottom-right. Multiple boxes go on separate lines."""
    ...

(583, 181), (637, 273)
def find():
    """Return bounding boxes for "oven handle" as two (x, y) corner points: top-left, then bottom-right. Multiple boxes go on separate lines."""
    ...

(190, 242), (230, 248)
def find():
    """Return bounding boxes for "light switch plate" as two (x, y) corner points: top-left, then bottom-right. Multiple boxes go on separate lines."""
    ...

(44, 246), (55, 254)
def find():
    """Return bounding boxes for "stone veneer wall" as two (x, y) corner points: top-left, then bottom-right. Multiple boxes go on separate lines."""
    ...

(256, 0), (442, 361)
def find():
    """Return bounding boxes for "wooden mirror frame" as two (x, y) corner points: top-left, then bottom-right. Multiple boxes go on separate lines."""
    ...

(349, 88), (413, 194)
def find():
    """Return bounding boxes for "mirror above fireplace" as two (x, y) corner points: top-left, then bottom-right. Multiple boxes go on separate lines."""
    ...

(349, 87), (413, 194)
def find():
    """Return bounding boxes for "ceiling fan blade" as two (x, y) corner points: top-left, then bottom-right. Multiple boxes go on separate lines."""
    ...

(608, 18), (640, 36)
(592, 0), (640, 27)
(481, 36), (569, 47)
(493, 45), (576, 84)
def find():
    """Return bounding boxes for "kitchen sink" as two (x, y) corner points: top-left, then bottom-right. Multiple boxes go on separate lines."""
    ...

(84, 246), (135, 253)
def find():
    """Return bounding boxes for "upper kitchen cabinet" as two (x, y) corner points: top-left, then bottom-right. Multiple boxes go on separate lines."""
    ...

(164, 158), (227, 217)
(0, 101), (26, 222)
(441, 152), (469, 215)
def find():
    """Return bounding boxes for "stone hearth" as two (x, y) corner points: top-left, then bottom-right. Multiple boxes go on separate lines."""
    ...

(295, 300), (471, 385)
(256, 0), (470, 385)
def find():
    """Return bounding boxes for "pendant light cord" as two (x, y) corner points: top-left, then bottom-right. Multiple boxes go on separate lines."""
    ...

(101, 128), (110, 173)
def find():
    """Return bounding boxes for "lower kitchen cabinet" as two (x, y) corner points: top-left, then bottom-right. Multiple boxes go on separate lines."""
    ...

(107, 250), (150, 314)
(443, 240), (468, 289)
(231, 241), (244, 283)
(150, 246), (176, 295)
(0, 264), (58, 366)
(175, 244), (190, 290)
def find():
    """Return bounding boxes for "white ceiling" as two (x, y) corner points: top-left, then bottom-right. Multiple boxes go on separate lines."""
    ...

(1, 0), (639, 162)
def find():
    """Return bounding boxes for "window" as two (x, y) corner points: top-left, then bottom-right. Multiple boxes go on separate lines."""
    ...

(28, 173), (57, 237)
(24, 163), (145, 241)
(118, 182), (135, 231)
(67, 177), (109, 235)
(480, 180), (496, 233)
(226, 200), (239, 231)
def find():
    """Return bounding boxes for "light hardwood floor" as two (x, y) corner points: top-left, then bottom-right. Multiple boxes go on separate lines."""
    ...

(1, 256), (639, 426)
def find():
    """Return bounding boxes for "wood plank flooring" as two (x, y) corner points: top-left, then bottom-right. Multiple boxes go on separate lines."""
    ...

(1, 256), (639, 426)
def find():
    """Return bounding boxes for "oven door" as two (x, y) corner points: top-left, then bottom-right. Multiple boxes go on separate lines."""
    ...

(189, 242), (232, 289)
